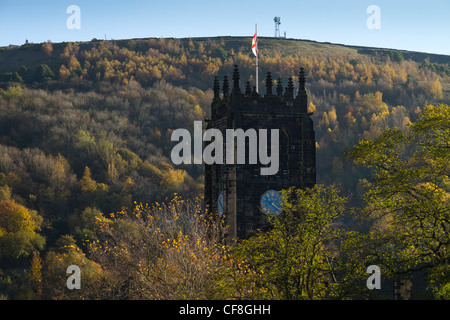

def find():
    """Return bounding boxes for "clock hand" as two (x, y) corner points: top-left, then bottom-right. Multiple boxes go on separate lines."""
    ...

(272, 203), (281, 210)
(268, 202), (279, 212)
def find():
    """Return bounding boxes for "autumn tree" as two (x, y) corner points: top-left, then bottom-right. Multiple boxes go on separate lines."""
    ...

(79, 166), (109, 210)
(86, 196), (227, 299)
(41, 235), (103, 299)
(0, 200), (45, 262)
(42, 41), (53, 57)
(29, 253), (43, 298)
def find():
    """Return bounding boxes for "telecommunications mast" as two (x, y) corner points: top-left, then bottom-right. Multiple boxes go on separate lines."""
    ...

(274, 16), (281, 38)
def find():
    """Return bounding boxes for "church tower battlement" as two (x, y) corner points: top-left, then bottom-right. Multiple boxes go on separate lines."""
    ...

(205, 65), (316, 240)
(210, 65), (309, 119)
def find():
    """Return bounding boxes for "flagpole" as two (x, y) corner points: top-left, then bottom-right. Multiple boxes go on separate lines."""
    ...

(255, 23), (259, 94)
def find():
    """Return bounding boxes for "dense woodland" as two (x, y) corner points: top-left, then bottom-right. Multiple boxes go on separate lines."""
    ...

(0, 37), (449, 299)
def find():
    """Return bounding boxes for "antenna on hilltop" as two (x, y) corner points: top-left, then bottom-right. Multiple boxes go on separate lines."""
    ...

(274, 16), (281, 38)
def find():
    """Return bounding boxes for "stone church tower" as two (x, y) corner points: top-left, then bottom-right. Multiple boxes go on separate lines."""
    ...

(204, 65), (316, 240)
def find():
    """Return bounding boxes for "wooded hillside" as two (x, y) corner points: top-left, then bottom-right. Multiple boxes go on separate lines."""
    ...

(0, 36), (449, 299)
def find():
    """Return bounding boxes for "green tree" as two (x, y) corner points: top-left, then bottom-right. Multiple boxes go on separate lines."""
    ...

(68, 207), (109, 242)
(390, 51), (404, 63)
(345, 104), (450, 298)
(33, 64), (55, 82)
(219, 185), (356, 300)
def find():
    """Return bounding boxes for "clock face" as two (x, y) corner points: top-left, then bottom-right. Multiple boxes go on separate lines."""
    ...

(260, 190), (283, 216)
(217, 191), (224, 217)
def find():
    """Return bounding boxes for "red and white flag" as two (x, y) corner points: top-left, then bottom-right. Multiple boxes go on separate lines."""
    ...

(252, 32), (258, 56)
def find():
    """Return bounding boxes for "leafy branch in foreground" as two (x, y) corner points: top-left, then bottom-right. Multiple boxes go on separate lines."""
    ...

(214, 184), (369, 300)
(345, 104), (450, 298)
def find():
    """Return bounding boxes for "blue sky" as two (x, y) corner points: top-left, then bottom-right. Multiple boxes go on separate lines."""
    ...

(0, 0), (449, 55)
